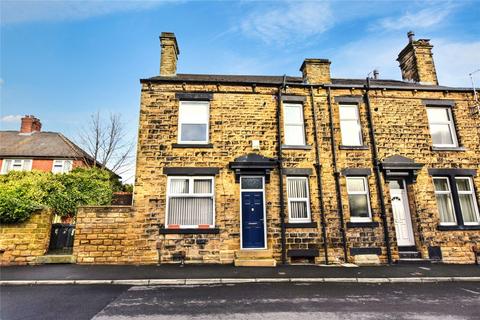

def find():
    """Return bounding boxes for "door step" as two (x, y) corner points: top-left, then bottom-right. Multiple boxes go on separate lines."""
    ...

(234, 250), (276, 267)
(397, 258), (431, 264)
(35, 254), (75, 264)
(399, 251), (421, 259)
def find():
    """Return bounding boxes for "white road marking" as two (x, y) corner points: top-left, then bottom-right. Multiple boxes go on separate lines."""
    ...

(459, 288), (480, 295)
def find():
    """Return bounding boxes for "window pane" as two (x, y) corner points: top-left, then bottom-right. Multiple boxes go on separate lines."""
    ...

(339, 105), (358, 120)
(194, 179), (212, 194)
(180, 102), (209, 123)
(455, 179), (471, 192)
(284, 105), (303, 123)
(288, 178), (307, 198)
(168, 197), (213, 225)
(284, 125), (305, 145)
(181, 124), (207, 141)
(427, 108), (449, 122)
(170, 179), (189, 194)
(241, 177), (263, 189)
(347, 178), (366, 192)
(290, 201), (308, 219)
(430, 124), (453, 145)
(459, 194), (478, 223)
(64, 160), (73, 172)
(433, 178), (449, 192)
(349, 194), (369, 218)
(435, 194), (456, 223)
(340, 120), (362, 146)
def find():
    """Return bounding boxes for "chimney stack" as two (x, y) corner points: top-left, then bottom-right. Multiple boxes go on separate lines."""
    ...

(397, 31), (438, 85)
(20, 115), (42, 133)
(300, 59), (331, 84)
(159, 32), (179, 76)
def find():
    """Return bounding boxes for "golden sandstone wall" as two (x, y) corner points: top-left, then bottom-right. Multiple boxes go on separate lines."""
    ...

(0, 209), (52, 265)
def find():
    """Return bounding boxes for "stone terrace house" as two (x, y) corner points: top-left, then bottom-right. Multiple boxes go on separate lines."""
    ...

(0, 116), (96, 174)
(132, 32), (480, 266)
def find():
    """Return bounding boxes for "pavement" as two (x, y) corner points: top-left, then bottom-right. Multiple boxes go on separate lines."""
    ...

(1, 263), (480, 285)
(2, 282), (480, 320)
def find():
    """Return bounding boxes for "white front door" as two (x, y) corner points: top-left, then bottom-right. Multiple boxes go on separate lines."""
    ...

(389, 180), (415, 247)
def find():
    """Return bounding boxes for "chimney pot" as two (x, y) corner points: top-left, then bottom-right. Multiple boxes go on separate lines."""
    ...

(159, 32), (180, 76)
(373, 69), (379, 80)
(407, 31), (415, 43)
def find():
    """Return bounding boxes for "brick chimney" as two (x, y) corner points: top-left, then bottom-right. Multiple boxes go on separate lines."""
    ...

(20, 115), (42, 133)
(159, 32), (179, 76)
(300, 59), (331, 84)
(397, 31), (438, 85)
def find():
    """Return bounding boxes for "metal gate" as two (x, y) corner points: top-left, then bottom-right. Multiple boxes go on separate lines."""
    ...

(48, 224), (75, 254)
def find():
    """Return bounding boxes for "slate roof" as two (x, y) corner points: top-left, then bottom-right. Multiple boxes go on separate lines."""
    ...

(0, 131), (94, 161)
(141, 73), (472, 91)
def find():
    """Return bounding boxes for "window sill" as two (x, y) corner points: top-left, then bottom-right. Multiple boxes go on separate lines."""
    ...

(431, 146), (466, 152)
(437, 225), (480, 231)
(172, 143), (214, 149)
(339, 145), (369, 150)
(159, 228), (220, 234)
(347, 221), (379, 228)
(285, 222), (317, 228)
(281, 145), (312, 150)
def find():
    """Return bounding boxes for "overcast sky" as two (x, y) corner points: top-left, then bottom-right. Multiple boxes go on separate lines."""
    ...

(1, 0), (479, 182)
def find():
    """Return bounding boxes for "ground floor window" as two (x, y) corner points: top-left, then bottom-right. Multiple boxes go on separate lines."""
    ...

(286, 177), (311, 222)
(166, 176), (215, 228)
(346, 176), (372, 222)
(52, 159), (73, 174)
(1, 159), (32, 174)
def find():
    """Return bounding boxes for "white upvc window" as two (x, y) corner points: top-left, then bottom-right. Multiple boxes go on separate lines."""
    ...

(455, 177), (480, 225)
(426, 107), (458, 147)
(178, 101), (210, 144)
(433, 177), (457, 225)
(1, 159), (32, 174)
(166, 176), (215, 228)
(52, 160), (73, 174)
(286, 177), (311, 222)
(346, 177), (372, 222)
(339, 104), (363, 146)
(283, 103), (306, 146)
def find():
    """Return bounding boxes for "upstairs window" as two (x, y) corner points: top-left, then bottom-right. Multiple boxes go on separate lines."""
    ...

(52, 160), (73, 174)
(166, 176), (215, 228)
(1, 159), (32, 174)
(426, 107), (458, 147)
(178, 101), (209, 144)
(283, 103), (306, 146)
(287, 177), (311, 222)
(346, 177), (372, 222)
(339, 104), (363, 146)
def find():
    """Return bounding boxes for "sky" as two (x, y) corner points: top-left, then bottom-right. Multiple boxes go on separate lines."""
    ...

(1, 0), (479, 182)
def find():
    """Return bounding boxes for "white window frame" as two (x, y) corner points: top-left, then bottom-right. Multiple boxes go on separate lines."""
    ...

(455, 177), (480, 225)
(1, 159), (33, 174)
(165, 176), (215, 228)
(178, 101), (210, 144)
(346, 176), (372, 222)
(426, 107), (458, 148)
(433, 177), (457, 226)
(52, 159), (73, 174)
(286, 177), (311, 223)
(339, 104), (363, 146)
(283, 103), (306, 146)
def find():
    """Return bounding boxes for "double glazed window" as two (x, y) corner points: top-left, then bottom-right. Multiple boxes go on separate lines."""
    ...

(52, 160), (73, 174)
(286, 177), (311, 222)
(178, 101), (210, 144)
(433, 177), (479, 226)
(346, 177), (372, 222)
(166, 176), (215, 228)
(1, 159), (32, 174)
(339, 104), (363, 146)
(426, 107), (458, 147)
(283, 103), (306, 146)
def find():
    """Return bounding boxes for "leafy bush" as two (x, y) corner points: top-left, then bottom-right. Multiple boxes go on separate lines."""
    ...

(0, 168), (116, 224)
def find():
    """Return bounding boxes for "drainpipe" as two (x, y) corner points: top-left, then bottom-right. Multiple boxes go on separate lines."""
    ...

(310, 86), (329, 264)
(327, 87), (348, 262)
(364, 77), (393, 264)
(277, 75), (287, 264)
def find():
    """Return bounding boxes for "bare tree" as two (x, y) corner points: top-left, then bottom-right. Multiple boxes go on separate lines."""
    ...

(79, 112), (135, 177)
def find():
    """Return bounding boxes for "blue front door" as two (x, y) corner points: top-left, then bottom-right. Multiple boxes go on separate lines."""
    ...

(241, 191), (265, 248)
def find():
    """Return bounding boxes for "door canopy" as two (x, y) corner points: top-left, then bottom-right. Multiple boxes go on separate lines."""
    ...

(229, 153), (277, 183)
(381, 155), (424, 183)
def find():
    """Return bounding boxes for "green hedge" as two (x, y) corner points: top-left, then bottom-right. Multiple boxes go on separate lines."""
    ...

(0, 168), (117, 224)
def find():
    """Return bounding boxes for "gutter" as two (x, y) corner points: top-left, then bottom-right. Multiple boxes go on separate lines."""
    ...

(277, 75), (287, 265)
(309, 86), (329, 264)
(326, 87), (348, 262)
(364, 77), (393, 264)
